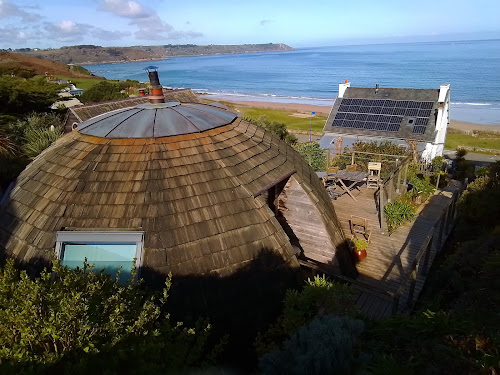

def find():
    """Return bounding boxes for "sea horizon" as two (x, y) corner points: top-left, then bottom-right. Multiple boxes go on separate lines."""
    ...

(84, 39), (500, 125)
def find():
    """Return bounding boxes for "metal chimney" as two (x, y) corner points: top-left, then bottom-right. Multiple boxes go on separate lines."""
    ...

(144, 66), (165, 103)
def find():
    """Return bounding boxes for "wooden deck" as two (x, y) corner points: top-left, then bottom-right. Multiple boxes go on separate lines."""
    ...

(301, 181), (461, 319)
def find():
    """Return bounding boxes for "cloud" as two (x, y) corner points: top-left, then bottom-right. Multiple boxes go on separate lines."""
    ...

(44, 20), (130, 43)
(260, 19), (272, 26)
(0, 0), (40, 22)
(0, 25), (35, 43)
(91, 28), (131, 41)
(98, 0), (201, 40)
(167, 30), (203, 40)
(44, 20), (86, 42)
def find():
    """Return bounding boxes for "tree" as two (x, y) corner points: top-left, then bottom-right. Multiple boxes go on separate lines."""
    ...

(0, 76), (60, 114)
(0, 259), (217, 374)
(79, 81), (127, 104)
(243, 115), (298, 145)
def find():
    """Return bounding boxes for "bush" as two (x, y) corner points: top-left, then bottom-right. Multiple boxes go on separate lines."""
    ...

(0, 76), (60, 114)
(255, 275), (356, 357)
(384, 200), (416, 233)
(258, 315), (364, 375)
(293, 142), (327, 171)
(79, 81), (127, 104)
(407, 175), (435, 200)
(243, 115), (297, 145)
(0, 259), (216, 374)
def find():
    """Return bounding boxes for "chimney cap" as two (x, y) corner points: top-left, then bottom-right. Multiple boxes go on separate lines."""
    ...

(144, 66), (159, 72)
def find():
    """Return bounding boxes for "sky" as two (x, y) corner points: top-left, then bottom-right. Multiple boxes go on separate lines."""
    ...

(0, 0), (499, 49)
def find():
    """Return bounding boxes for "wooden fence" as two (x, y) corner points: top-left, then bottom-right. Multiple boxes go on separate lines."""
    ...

(389, 189), (460, 314)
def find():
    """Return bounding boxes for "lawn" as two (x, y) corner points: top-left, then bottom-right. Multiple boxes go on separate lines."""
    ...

(54, 75), (105, 90)
(233, 106), (328, 132)
(445, 133), (500, 151)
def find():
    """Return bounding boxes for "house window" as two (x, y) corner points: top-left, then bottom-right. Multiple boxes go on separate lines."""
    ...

(55, 231), (144, 283)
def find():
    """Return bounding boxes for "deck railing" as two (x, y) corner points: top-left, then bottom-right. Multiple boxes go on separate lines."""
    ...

(389, 189), (460, 314)
(375, 155), (412, 232)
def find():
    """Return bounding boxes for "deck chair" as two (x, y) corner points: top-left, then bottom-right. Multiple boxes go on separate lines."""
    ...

(367, 162), (381, 189)
(349, 215), (372, 242)
(322, 167), (339, 187)
(346, 164), (357, 171)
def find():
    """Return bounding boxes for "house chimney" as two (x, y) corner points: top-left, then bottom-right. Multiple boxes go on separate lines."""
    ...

(375, 83), (379, 94)
(144, 66), (165, 103)
(338, 80), (350, 98)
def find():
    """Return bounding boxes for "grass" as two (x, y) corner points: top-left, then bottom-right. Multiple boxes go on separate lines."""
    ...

(232, 106), (328, 132)
(54, 75), (105, 90)
(445, 133), (500, 151)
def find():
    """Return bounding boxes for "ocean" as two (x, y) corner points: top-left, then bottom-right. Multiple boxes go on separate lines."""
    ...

(84, 39), (500, 124)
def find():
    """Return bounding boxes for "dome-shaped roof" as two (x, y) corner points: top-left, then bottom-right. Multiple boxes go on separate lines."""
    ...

(78, 102), (238, 138)
(0, 104), (355, 281)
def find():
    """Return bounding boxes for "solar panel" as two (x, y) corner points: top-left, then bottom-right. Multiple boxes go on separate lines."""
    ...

(413, 125), (427, 134)
(343, 120), (354, 128)
(415, 117), (429, 126)
(335, 98), (433, 134)
(418, 109), (432, 117)
(405, 108), (419, 117)
(387, 123), (401, 132)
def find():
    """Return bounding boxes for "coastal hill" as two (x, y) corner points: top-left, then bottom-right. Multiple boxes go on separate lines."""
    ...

(0, 51), (93, 78)
(16, 43), (294, 65)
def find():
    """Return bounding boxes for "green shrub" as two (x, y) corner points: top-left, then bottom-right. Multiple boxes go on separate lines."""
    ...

(79, 81), (127, 104)
(384, 200), (416, 233)
(293, 142), (327, 171)
(243, 115), (297, 145)
(0, 259), (216, 374)
(258, 315), (364, 375)
(407, 175), (436, 199)
(352, 238), (368, 251)
(23, 126), (63, 159)
(255, 275), (356, 357)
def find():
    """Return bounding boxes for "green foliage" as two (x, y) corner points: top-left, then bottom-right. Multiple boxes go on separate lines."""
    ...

(117, 79), (141, 91)
(445, 132), (500, 152)
(331, 140), (410, 178)
(0, 76), (60, 114)
(292, 142), (327, 171)
(69, 65), (92, 76)
(0, 65), (37, 79)
(431, 155), (446, 173)
(0, 259), (216, 374)
(454, 148), (476, 181)
(79, 81), (127, 104)
(258, 315), (364, 375)
(384, 199), (416, 233)
(459, 172), (500, 225)
(352, 238), (368, 251)
(23, 126), (63, 159)
(407, 175), (436, 199)
(243, 115), (297, 145)
(255, 275), (356, 357)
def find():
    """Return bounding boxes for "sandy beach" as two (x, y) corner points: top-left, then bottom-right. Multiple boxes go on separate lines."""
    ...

(226, 100), (500, 132)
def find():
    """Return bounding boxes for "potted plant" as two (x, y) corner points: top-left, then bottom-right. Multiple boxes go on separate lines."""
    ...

(352, 237), (368, 262)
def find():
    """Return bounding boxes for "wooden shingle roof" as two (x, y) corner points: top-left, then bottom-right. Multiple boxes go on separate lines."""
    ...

(0, 113), (352, 280)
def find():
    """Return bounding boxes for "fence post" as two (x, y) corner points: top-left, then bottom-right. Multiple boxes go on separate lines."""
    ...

(396, 168), (402, 194)
(351, 150), (355, 165)
(407, 270), (417, 309)
(421, 234), (433, 276)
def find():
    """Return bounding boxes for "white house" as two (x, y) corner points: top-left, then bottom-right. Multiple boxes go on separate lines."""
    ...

(321, 82), (451, 161)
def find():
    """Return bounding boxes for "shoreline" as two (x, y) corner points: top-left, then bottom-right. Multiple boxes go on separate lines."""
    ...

(219, 99), (500, 132)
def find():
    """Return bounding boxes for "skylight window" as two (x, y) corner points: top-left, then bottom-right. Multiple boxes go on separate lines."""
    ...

(55, 231), (144, 283)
